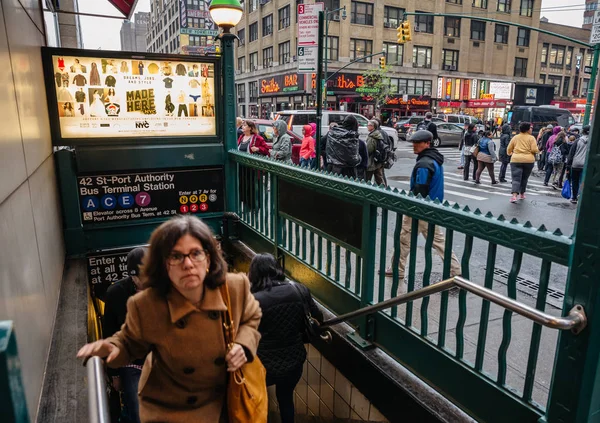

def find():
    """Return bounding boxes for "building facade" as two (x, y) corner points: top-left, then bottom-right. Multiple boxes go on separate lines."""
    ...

(234, 0), (540, 121)
(120, 12), (150, 52)
(583, 0), (597, 29)
(535, 22), (592, 121)
(146, 0), (218, 55)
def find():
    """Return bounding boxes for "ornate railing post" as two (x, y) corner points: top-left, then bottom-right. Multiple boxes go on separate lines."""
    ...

(545, 100), (600, 421)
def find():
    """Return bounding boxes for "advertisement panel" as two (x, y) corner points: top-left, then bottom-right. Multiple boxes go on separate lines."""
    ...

(77, 168), (224, 226)
(43, 48), (218, 144)
(489, 82), (513, 100)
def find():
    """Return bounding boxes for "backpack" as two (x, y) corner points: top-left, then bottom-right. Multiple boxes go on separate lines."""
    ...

(416, 121), (428, 131)
(373, 135), (388, 165)
(548, 145), (563, 165)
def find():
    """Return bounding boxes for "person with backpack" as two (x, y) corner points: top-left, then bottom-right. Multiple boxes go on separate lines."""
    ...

(416, 112), (439, 143)
(543, 127), (563, 186)
(326, 115), (362, 178)
(555, 135), (575, 189)
(366, 120), (386, 186)
(463, 124), (479, 181)
(544, 129), (566, 187)
(475, 131), (498, 185)
(374, 117), (396, 179)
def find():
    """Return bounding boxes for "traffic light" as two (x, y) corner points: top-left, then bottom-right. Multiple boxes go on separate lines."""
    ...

(379, 57), (386, 69)
(397, 21), (412, 44)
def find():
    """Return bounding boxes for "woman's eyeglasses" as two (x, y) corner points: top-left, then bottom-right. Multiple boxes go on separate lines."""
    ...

(167, 249), (207, 266)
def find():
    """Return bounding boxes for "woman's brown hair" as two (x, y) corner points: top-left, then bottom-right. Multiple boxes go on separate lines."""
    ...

(244, 120), (258, 135)
(141, 215), (227, 296)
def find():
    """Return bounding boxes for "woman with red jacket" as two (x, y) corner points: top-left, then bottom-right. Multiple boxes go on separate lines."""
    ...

(238, 120), (270, 156)
(300, 124), (316, 168)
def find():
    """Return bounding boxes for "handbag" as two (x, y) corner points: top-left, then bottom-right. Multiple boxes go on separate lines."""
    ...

(290, 282), (322, 343)
(470, 143), (479, 156)
(220, 283), (268, 423)
(561, 179), (571, 199)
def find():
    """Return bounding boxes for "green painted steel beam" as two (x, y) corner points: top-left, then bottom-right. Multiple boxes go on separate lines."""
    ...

(0, 321), (29, 423)
(230, 151), (571, 265)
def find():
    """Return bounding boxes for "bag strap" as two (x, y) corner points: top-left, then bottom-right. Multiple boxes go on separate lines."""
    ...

(219, 283), (236, 350)
(289, 282), (312, 318)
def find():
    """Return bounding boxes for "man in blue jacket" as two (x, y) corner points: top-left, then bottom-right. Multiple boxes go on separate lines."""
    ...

(385, 130), (461, 280)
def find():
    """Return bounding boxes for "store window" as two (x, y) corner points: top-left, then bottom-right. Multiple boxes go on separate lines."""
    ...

(325, 36), (339, 61)
(279, 41), (291, 64)
(249, 22), (258, 42)
(562, 77), (571, 97)
(516, 28), (530, 47)
(413, 46), (432, 68)
(351, 1), (374, 26)
(263, 47), (273, 68)
(383, 43), (404, 65)
(249, 52), (258, 70)
(541, 43), (548, 64)
(550, 45), (565, 67)
(262, 14), (273, 36)
(548, 75), (562, 94)
(249, 81), (258, 103)
(495, 24), (508, 44)
(471, 20), (486, 41)
(444, 17), (461, 37)
(442, 49), (459, 70)
(278, 6), (290, 30)
(514, 57), (528, 77)
(384, 6), (405, 28)
(497, 0), (510, 12)
(415, 11), (434, 33)
(520, 0), (534, 17)
(473, 0), (487, 7)
(350, 38), (373, 63)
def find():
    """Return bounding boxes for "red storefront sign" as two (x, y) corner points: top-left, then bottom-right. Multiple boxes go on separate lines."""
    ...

(439, 101), (463, 107)
(107, 0), (136, 19)
(467, 100), (507, 108)
(385, 96), (431, 108)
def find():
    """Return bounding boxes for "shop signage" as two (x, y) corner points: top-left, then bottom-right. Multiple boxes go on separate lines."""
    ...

(462, 80), (470, 100)
(489, 82), (513, 99)
(179, 0), (187, 27)
(439, 101), (463, 107)
(437, 77), (443, 99)
(482, 93), (495, 100)
(310, 72), (369, 93)
(467, 99), (507, 108)
(77, 168), (224, 226)
(188, 9), (210, 18)
(181, 45), (218, 55)
(471, 79), (478, 99)
(180, 28), (219, 36)
(43, 51), (217, 143)
(259, 73), (305, 96)
(385, 95), (431, 108)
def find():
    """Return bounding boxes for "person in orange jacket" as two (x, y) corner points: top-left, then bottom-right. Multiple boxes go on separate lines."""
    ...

(300, 124), (316, 168)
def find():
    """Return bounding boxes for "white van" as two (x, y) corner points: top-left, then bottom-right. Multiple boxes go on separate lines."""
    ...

(276, 110), (399, 145)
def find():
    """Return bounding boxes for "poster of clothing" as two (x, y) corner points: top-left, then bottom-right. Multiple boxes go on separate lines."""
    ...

(50, 54), (217, 140)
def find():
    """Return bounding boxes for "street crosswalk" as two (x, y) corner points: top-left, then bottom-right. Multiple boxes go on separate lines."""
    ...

(392, 146), (560, 202)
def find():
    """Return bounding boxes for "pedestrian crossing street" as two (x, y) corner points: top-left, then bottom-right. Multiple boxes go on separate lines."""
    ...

(393, 146), (559, 202)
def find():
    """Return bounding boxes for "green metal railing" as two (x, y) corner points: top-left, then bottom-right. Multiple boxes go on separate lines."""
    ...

(230, 150), (578, 422)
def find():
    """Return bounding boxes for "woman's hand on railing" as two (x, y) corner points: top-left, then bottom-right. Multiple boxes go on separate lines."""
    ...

(77, 340), (120, 365)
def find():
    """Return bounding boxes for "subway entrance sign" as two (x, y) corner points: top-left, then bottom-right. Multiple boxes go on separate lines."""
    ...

(43, 47), (226, 255)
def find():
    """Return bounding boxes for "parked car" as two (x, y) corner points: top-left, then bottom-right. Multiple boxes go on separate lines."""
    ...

(245, 119), (302, 164)
(395, 116), (445, 140)
(406, 122), (464, 147)
(275, 110), (399, 146)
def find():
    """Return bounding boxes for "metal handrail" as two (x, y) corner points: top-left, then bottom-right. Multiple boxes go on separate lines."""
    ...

(86, 356), (110, 423)
(320, 276), (587, 335)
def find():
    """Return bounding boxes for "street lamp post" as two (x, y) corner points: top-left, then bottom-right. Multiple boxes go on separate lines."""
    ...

(209, 0), (243, 213)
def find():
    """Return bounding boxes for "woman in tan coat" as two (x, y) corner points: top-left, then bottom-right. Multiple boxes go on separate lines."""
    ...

(507, 121), (540, 203)
(78, 216), (262, 422)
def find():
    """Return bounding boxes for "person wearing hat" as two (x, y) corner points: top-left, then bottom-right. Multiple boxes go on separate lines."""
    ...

(102, 246), (147, 423)
(385, 130), (461, 280)
(566, 124), (590, 204)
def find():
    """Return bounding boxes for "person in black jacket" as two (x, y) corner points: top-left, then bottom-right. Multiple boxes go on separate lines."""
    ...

(249, 254), (323, 423)
(325, 115), (361, 177)
(463, 124), (479, 181)
(102, 247), (147, 423)
(423, 112), (439, 142)
(498, 124), (512, 183)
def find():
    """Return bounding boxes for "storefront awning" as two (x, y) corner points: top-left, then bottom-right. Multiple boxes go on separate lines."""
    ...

(107, 0), (138, 19)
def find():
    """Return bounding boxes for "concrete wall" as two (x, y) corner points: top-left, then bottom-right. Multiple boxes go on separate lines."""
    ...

(0, 0), (65, 419)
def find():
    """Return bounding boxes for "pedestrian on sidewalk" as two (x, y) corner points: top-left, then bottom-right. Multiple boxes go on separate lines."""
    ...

(544, 129), (566, 187)
(271, 120), (292, 163)
(299, 124), (316, 168)
(463, 124), (479, 181)
(475, 131), (498, 185)
(507, 122), (539, 203)
(366, 120), (386, 186)
(498, 123), (512, 183)
(384, 130), (461, 280)
(357, 137), (369, 181)
(566, 125), (590, 204)
(326, 115), (361, 178)
(458, 122), (469, 170)
(537, 125), (553, 172)
(556, 135), (575, 188)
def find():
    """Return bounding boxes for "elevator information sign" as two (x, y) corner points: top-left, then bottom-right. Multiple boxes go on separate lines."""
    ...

(77, 168), (224, 226)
